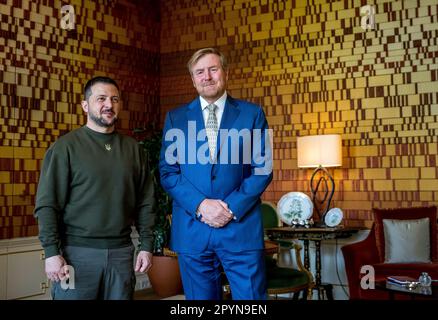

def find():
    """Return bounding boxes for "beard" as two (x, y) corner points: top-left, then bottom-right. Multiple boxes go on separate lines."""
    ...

(89, 110), (118, 128)
(199, 84), (222, 99)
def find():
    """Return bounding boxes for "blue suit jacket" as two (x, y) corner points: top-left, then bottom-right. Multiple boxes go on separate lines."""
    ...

(159, 96), (273, 254)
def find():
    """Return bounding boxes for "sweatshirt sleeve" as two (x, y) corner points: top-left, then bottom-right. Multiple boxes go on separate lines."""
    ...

(34, 143), (70, 258)
(135, 148), (156, 252)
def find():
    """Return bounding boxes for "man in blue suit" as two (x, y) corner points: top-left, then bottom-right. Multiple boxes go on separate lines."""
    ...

(159, 48), (273, 300)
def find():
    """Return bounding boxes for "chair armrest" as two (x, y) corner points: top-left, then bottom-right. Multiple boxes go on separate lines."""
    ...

(285, 239), (314, 284)
(341, 227), (379, 299)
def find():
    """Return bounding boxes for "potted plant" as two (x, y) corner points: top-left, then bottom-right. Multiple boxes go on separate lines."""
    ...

(134, 126), (183, 298)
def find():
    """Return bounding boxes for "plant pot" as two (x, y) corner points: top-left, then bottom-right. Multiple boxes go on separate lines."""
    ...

(147, 255), (183, 298)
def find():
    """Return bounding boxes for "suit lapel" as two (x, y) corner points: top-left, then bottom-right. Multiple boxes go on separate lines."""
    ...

(216, 96), (240, 159)
(186, 98), (205, 130)
(186, 98), (210, 164)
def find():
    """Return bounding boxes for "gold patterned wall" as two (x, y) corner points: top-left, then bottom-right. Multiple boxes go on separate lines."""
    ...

(0, 0), (160, 239)
(160, 0), (438, 228)
(1, 0), (437, 239)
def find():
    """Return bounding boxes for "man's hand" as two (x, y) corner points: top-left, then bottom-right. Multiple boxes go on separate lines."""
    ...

(135, 250), (153, 273)
(45, 255), (67, 282)
(198, 199), (233, 228)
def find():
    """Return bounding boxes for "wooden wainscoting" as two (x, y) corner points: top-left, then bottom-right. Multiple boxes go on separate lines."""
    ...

(0, 237), (49, 300)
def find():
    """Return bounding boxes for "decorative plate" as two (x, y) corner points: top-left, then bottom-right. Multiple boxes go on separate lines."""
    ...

(324, 208), (343, 227)
(277, 192), (313, 225)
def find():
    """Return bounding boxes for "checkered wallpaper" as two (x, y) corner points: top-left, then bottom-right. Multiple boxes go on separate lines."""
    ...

(0, 0), (160, 238)
(160, 0), (438, 228)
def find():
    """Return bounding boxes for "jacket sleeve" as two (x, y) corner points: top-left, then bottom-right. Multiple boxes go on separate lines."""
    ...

(223, 106), (273, 222)
(34, 143), (70, 258)
(159, 112), (206, 218)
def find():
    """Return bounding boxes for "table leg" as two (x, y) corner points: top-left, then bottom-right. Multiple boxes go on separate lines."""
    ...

(315, 240), (322, 299)
(315, 240), (322, 287)
(303, 239), (310, 270)
(314, 240), (334, 300)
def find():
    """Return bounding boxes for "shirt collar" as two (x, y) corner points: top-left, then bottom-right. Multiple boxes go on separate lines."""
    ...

(200, 91), (227, 111)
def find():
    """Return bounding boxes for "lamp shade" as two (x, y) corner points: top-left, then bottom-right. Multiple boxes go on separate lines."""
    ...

(297, 134), (342, 168)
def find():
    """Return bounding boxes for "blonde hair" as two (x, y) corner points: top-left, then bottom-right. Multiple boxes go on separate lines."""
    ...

(187, 48), (228, 74)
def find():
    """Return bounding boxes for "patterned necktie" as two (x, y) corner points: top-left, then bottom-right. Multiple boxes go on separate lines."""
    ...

(206, 104), (218, 160)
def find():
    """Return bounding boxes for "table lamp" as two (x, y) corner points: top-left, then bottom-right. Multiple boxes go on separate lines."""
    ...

(297, 134), (342, 225)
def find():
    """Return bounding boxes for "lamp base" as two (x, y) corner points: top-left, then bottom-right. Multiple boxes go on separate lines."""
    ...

(313, 220), (328, 228)
(313, 214), (335, 228)
(310, 165), (335, 225)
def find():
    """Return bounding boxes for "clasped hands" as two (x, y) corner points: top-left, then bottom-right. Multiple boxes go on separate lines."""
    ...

(197, 199), (234, 228)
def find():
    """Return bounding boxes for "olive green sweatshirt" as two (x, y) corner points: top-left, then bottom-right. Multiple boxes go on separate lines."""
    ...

(34, 126), (155, 258)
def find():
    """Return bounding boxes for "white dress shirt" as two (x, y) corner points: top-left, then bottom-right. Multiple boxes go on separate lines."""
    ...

(199, 91), (227, 128)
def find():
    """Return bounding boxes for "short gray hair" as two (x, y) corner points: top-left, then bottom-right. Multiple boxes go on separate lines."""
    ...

(187, 48), (228, 74)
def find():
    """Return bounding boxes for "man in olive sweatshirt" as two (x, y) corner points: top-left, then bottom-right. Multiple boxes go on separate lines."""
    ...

(34, 76), (155, 300)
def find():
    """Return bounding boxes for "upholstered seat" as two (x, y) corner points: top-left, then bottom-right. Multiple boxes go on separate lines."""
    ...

(342, 206), (438, 300)
(265, 255), (311, 296)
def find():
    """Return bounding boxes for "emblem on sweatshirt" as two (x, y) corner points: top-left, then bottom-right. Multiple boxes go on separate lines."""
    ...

(105, 144), (112, 151)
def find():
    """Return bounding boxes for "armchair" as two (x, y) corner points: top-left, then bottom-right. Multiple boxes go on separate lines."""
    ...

(342, 206), (438, 299)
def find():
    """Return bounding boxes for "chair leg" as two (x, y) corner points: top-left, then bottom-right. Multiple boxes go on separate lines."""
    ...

(292, 292), (299, 300)
(306, 287), (313, 300)
(323, 283), (334, 300)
